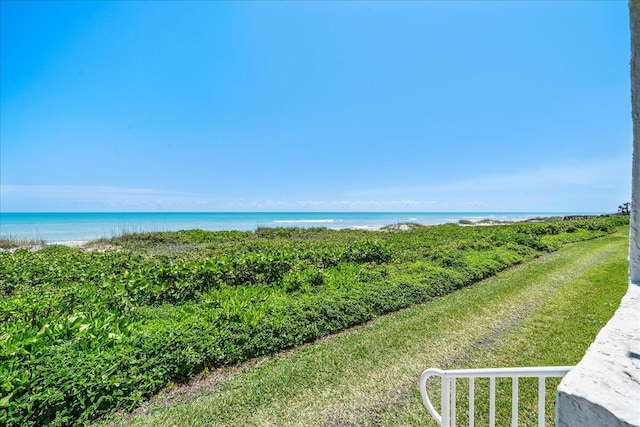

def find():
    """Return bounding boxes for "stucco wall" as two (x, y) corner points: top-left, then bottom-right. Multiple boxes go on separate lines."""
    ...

(631, 0), (640, 286)
(555, 2), (640, 426)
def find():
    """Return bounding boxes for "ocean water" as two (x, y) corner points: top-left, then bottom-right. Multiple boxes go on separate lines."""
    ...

(0, 212), (596, 243)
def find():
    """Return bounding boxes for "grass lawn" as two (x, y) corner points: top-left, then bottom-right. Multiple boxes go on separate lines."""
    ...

(101, 226), (630, 426)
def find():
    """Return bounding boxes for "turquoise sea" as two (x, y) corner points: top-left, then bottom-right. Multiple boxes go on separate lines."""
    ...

(0, 212), (600, 243)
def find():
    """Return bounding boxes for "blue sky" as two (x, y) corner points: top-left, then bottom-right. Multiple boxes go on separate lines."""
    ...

(0, 1), (632, 212)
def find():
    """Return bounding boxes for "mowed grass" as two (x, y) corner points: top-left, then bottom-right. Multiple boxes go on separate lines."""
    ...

(102, 227), (630, 427)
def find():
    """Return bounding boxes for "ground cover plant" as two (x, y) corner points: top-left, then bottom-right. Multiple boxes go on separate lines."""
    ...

(106, 225), (629, 427)
(0, 216), (628, 426)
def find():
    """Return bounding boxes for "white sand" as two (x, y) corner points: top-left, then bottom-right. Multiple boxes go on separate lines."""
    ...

(51, 240), (89, 247)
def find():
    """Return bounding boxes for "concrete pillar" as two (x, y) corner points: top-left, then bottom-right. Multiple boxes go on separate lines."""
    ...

(555, 2), (640, 426)
(631, 0), (640, 284)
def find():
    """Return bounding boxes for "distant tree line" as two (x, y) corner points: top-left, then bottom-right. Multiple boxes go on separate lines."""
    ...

(618, 202), (631, 215)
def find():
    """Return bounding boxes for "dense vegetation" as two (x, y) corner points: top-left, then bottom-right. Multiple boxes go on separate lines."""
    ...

(0, 216), (627, 426)
(108, 226), (630, 427)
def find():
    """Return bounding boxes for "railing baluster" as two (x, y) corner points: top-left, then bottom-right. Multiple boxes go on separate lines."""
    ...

(451, 378), (457, 427)
(538, 376), (546, 427)
(512, 377), (519, 427)
(489, 376), (496, 427)
(442, 376), (451, 427)
(469, 377), (475, 427)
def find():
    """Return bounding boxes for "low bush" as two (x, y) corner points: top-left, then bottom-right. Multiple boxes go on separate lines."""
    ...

(0, 216), (627, 426)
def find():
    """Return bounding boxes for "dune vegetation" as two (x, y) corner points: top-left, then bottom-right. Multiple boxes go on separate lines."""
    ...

(108, 224), (630, 426)
(0, 216), (628, 426)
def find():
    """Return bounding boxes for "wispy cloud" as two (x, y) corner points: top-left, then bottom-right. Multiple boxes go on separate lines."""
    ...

(1, 156), (631, 212)
(224, 157), (631, 212)
(0, 185), (211, 211)
(224, 199), (444, 210)
(349, 157), (630, 197)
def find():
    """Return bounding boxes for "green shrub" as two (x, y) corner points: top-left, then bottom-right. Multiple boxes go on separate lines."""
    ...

(340, 240), (392, 264)
(0, 216), (626, 426)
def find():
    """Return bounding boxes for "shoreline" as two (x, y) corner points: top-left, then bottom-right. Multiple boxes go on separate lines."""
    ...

(0, 212), (612, 247)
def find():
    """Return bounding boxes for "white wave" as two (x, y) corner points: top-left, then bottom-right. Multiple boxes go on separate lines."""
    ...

(273, 219), (335, 224)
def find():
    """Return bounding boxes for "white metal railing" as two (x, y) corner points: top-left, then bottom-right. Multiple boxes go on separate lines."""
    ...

(419, 366), (573, 427)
